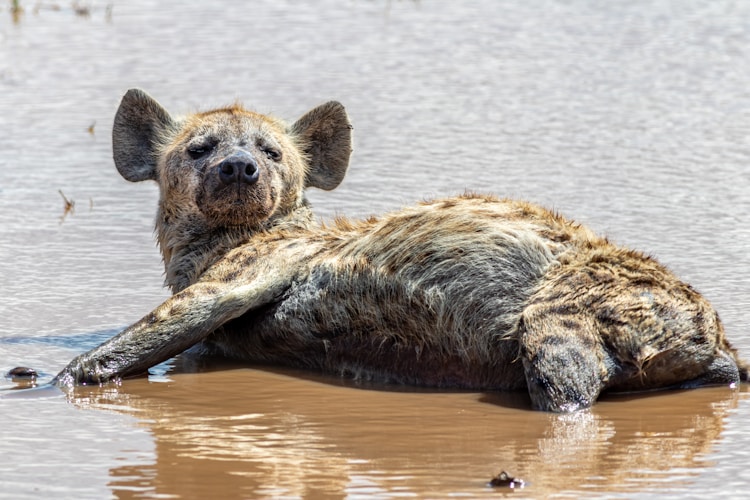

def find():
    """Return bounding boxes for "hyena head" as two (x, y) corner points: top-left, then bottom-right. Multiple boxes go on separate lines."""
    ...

(111, 88), (352, 291)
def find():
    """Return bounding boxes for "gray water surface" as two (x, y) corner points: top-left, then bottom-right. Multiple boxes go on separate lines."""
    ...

(1, 1), (750, 498)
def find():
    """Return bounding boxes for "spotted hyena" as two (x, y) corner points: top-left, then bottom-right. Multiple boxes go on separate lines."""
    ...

(53, 89), (748, 412)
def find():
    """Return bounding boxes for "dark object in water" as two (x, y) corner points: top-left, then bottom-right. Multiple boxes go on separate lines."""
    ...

(6, 366), (38, 380)
(489, 471), (525, 489)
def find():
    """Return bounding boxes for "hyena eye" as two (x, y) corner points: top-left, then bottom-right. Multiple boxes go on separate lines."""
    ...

(187, 143), (215, 159)
(263, 148), (282, 161)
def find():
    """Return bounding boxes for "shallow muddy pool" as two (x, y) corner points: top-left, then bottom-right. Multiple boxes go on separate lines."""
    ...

(1, 1), (750, 498)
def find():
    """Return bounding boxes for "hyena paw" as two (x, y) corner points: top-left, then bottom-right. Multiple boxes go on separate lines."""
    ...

(523, 344), (605, 412)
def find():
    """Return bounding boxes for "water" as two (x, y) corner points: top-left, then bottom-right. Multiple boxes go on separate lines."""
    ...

(1, 0), (749, 497)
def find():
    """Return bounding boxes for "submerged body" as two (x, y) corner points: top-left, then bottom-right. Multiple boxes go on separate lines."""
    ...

(54, 90), (747, 412)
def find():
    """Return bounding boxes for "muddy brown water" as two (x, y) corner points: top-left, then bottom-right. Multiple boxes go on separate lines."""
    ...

(2, 1), (750, 498)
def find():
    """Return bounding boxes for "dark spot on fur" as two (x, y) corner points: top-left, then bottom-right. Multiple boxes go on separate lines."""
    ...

(691, 331), (709, 345)
(533, 374), (553, 391)
(533, 346), (549, 363)
(223, 269), (241, 282)
(541, 335), (568, 346)
(561, 319), (580, 331)
(579, 335), (597, 349)
(565, 347), (586, 366)
(589, 253), (608, 263)
(691, 311), (708, 333)
(631, 276), (658, 288)
(540, 230), (571, 243)
(596, 306), (624, 326)
(545, 303), (579, 316)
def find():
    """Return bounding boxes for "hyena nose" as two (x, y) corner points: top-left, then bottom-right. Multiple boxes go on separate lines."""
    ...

(217, 153), (259, 185)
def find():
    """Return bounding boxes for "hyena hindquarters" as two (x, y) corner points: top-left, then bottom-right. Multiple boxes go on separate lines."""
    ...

(520, 247), (747, 412)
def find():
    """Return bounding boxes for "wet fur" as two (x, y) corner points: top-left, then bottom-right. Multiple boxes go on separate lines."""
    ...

(54, 89), (748, 412)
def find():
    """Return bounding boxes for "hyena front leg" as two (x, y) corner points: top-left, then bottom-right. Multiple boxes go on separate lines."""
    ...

(518, 305), (612, 412)
(53, 275), (291, 387)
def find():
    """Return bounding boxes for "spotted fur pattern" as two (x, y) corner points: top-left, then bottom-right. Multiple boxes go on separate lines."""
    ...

(54, 89), (748, 412)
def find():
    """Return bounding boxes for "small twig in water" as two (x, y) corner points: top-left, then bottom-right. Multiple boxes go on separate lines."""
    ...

(59, 189), (75, 221)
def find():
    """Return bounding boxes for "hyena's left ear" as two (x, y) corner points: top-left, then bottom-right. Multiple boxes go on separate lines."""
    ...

(291, 101), (353, 190)
(113, 89), (177, 182)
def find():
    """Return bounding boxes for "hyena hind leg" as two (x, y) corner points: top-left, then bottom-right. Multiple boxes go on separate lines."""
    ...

(518, 311), (612, 412)
(677, 350), (743, 390)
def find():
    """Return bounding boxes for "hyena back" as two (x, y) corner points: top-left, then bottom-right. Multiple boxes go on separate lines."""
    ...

(53, 89), (748, 412)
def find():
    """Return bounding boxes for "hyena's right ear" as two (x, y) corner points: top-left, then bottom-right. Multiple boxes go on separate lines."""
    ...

(112, 89), (176, 182)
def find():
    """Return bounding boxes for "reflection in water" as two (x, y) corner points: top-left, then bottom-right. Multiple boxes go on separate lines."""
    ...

(67, 367), (741, 498)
